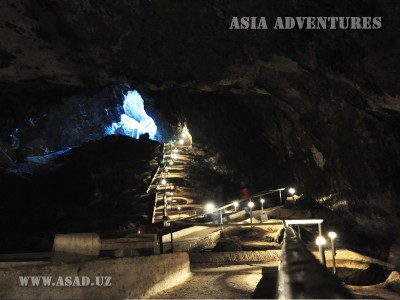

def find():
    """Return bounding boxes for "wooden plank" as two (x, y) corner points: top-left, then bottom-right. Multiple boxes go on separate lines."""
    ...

(101, 234), (158, 251)
(103, 236), (155, 243)
(101, 241), (155, 251)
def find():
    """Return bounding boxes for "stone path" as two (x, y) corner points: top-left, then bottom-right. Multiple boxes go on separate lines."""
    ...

(152, 143), (202, 223)
(152, 262), (278, 299)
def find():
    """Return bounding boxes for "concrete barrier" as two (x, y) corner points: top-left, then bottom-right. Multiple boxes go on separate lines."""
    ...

(52, 233), (101, 263)
(101, 234), (159, 255)
(189, 250), (281, 264)
(163, 231), (220, 252)
(163, 226), (212, 241)
(0, 252), (190, 300)
(224, 210), (246, 222)
(53, 233), (160, 262)
(277, 227), (353, 299)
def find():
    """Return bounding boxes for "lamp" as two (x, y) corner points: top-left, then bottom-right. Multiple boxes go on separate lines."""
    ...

(248, 201), (255, 228)
(328, 232), (337, 274)
(316, 236), (327, 266)
(205, 202), (215, 212)
(260, 198), (265, 212)
(177, 206), (181, 219)
(233, 201), (239, 212)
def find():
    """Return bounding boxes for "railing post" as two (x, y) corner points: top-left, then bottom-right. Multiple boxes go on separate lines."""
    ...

(219, 210), (223, 230)
(331, 238), (337, 274)
(318, 243), (326, 267)
(159, 228), (164, 254)
(170, 224), (174, 253)
(219, 209), (224, 238)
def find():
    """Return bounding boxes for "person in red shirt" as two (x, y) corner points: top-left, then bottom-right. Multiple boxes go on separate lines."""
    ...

(239, 181), (250, 199)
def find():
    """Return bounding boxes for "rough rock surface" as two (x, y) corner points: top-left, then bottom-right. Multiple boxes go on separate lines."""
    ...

(0, 135), (161, 252)
(213, 238), (243, 252)
(384, 271), (400, 293)
(0, 1), (399, 258)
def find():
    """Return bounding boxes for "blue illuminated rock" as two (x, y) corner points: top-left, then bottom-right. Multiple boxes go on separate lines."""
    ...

(105, 90), (157, 140)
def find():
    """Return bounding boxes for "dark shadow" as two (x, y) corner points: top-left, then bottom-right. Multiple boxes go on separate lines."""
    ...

(252, 266), (278, 299)
(337, 263), (390, 286)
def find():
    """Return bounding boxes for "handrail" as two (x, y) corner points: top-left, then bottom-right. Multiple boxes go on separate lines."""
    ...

(146, 143), (166, 193)
(172, 221), (283, 227)
(148, 143), (169, 223)
(277, 227), (353, 299)
(169, 187), (286, 224)
(252, 188), (285, 198)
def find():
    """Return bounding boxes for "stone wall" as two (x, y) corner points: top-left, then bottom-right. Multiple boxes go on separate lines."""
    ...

(189, 250), (281, 264)
(163, 230), (221, 252)
(0, 253), (190, 299)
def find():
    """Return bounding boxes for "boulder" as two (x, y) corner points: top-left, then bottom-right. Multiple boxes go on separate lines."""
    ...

(212, 238), (242, 252)
(384, 271), (400, 293)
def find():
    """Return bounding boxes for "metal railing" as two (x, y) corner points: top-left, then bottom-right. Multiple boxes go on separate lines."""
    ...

(147, 143), (174, 223)
(169, 187), (286, 223)
(163, 187), (287, 252)
(165, 220), (284, 253)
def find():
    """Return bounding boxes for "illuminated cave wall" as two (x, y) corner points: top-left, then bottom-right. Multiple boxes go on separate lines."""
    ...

(9, 85), (161, 158)
(105, 90), (157, 140)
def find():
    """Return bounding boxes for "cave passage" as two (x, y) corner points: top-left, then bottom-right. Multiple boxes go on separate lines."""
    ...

(105, 90), (158, 140)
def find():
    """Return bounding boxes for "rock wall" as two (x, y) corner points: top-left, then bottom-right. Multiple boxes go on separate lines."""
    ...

(0, 0), (399, 257)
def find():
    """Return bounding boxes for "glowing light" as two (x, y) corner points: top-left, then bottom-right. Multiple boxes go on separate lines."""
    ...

(179, 124), (192, 145)
(105, 90), (157, 140)
(169, 161), (174, 166)
(316, 236), (326, 246)
(328, 232), (337, 239)
(288, 188), (296, 195)
(205, 203), (215, 212)
(260, 198), (265, 204)
(179, 139), (184, 145)
(178, 206), (181, 211)
(248, 201), (254, 208)
(161, 179), (167, 185)
(284, 219), (324, 225)
(172, 154), (178, 160)
(233, 201), (239, 208)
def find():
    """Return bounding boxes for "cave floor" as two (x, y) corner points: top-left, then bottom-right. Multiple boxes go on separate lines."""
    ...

(151, 262), (277, 299)
(150, 142), (399, 299)
(152, 262), (400, 299)
(346, 284), (400, 299)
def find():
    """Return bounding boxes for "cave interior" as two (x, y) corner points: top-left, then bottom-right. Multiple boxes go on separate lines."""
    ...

(0, 0), (399, 273)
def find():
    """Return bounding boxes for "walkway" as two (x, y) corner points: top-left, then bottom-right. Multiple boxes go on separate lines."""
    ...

(152, 262), (278, 299)
(146, 142), (194, 223)
(149, 141), (218, 223)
